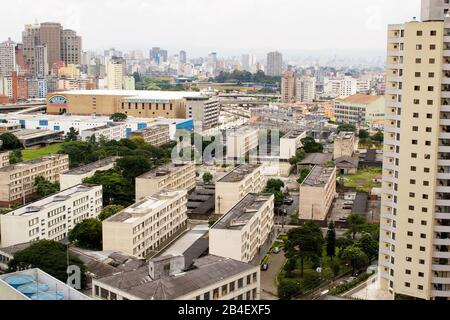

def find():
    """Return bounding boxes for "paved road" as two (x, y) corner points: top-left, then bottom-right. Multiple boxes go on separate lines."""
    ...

(260, 251), (286, 300)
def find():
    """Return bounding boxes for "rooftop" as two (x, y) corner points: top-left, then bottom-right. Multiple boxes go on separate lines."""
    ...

(6, 185), (100, 217)
(63, 157), (118, 176)
(106, 190), (186, 223)
(337, 94), (383, 105)
(335, 156), (359, 168)
(218, 164), (261, 183)
(302, 165), (336, 187)
(227, 126), (259, 137)
(95, 255), (256, 300)
(212, 193), (273, 231)
(0, 154), (67, 173)
(282, 129), (306, 140)
(10, 129), (63, 139)
(0, 242), (32, 257)
(335, 131), (355, 140)
(56, 90), (204, 102)
(299, 153), (333, 166)
(81, 122), (125, 133)
(137, 163), (192, 180)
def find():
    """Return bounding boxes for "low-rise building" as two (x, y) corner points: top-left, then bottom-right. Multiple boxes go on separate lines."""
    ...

(0, 123), (21, 133)
(0, 242), (31, 271)
(334, 94), (385, 129)
(0, 151), (10, 168)
(226, 127), (259, 161)
(210, 193), (274, 263)
(10, 129), (64, 148)
(299, 166), (337, 221)
(80, 122), (127, 142)
(280, 130), (307, 161)
(335, 156), (359, 175)
(102, 190), (188, 258)
(333, 131), (356, 159)
(60, 157), (119, 190)
(135, 163), (196, 201)
(215, 164), (265, 215)
(0, 154), (69, 207)
(0, 184), (103, 247)
(92, 254), (260, 300)
(130, 124), (170, 147)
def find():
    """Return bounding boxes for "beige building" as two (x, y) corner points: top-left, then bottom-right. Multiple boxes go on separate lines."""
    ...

(0, 184), (102, 247)
(107, 57), (125, 90)
(334, 94), (386, 129)
(80, 122), (127, 142)
(299, 166), (336, 221)
(379, 0), (450, 300)
(281, 69), (297, 103)
(333, 131), (357, 159)
(135, 163), (196, 201)
(130, 124), (170, 147)
(226, 127), (259, 161)
(0, 154), (69, 207)
(185, 97), (220, 129)
(92, 254), (260, 300)
(210, 193), (275, 263)
(0, 152), (10, 168)
(102, 190), (188, 258)
(60, 157), (118, 190)
(215, 164), (265, 215)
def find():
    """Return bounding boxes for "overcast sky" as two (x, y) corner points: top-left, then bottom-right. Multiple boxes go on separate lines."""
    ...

(1, 0), (420, 57)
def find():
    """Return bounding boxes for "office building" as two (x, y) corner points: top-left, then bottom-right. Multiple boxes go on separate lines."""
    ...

(215, 164), (265, 215)
(299, 166), (336, 221)
(179, 50), (187, 64)
(80, 122), (127, 142)
(0, 38), (16, 77)
(135, 163), (196, 201)
(297, 76), (317, 103)
(0, 184), (102, 247)
(379, 0), (450, 300)
(334, 94), (386, 129)
(60, 157), (118, 190)
(266, 51), (283, 77)
(102, 190), (188, 258)
(107, 57), (125, 90)
(0, 154), (69, 207)
(226, 127), (259, 161)
(61, 29), (82, 65)
(210, 193), (275, 263)
(185, 96), (220, 129)
(281, 69), (297, 103)
(130, 124), (170, 147)
(333, 131), (356, 159)
(92, 254), (260, 300)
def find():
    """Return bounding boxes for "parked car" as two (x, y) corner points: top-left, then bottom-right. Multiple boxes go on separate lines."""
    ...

(273, 247), (281, 254)
(261, 263), (269, 271)
(344, 201), (354, 206)
(283, 197), (294, 205)
(342, 206), (353, 210)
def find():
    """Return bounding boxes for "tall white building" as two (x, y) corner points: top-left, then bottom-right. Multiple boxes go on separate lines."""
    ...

(324, 76), (357, 97)
(297, 76), (317, 103)
(0, 38), (16, 77)
(107, 57), (125, 90)
(266, 51), (283, 77)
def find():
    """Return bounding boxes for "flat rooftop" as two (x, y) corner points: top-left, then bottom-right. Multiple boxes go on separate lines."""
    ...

(106, 190), (185, 223)
(212, 193), (273, 231)
(282, 129), (306, 139)
(56, 90), (204, 101)
(6, 185), (100, 217)
(63, 157), (118, 175)
(302, 165), (336, 188)
(335, 131), (355, 140)
(137, 163), (192, 180)
(218, 164), (261, 183)
(227, 126), (259, 137)
(81, 122), (125, 133)
(299, 153), (333, 166)
(10, 129), (62, 139)
(0, 154), (66, 173)
(95, 255), (255, 300)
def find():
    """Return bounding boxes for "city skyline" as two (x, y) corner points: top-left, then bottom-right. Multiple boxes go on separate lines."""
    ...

(1, 0), (420, 58)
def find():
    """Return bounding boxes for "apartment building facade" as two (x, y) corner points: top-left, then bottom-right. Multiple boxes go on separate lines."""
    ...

(0, 154), (69, 207)
(135, 163), (196, 201)
(281, 69), (297, 103)
(0, 152), (10, 168)
(130, 124), (170, 147)
(210, 194), (275, 263)
(280, 130), (307, 161)
(334, 94), (386, 129)
(80, 122), (127, 142)
(215, 164), (265, 215)
(333, 131), (357, 159)
(0, 184), (102, 247)
(102, 190), (188, 258)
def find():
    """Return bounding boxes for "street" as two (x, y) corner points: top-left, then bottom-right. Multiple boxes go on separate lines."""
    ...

(260, 250), (286, 300)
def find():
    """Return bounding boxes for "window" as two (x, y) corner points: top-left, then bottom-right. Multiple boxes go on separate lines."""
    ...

(405, 282), (411, 288)
(409, 205), (414, 210)
(431, 30), (437, 36)
(430, 44), (436, 50)
(419, 259), (425, 265)
(415, 72), (421, 77)
(411, 153), (417, 158)
(417, 31), (423, 36)
(410, 179), (416, 185)
(418, 285), (424, 290)
(414, 86), (420, 91)
(430, 58), (436, 64)
(413, 99), (420, 104)
(410, 166), (416, 171)
(406, 270), (411, 275)
(421, 221), (427, 226)
(408, 219), (414, 224)
(406, 257), (412, 262)
(425, 141), (431, 146)
(427, 100), (433, 105)
(420, 246), (426, 252)
(204, 292), (210, 300)
(426, 127), (432, 133)
(426, 114), (432, 119)
(238, 278), (243, 289)
(416, 44), (422, 50)
(407, 244), (413, 249)
(423, 194), (428, 200)
(412, 140), (418, 145)
(213, 288), (219, 300)
(424, 168), (430, 173)
(413, 113), (419, 118)
(416, 58), (422, 63)
(429, 72), (435, 78)
(229, 282), (235, 292)
(413, 126), (418, 131)
(421, 234), (426, 239)
(407, 231), (413, 236)
(428, 86), (434, 92)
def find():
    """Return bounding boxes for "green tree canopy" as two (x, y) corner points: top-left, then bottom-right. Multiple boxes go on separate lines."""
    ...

(326, 221), (337, 259)
(203, 172), (213, 184)
(278, 280), (303, 300)
(371, 131), (384, 143)
(65, 127), (79, 142)
(68, 219), (102, 250)
(116, 155), (152, 182)
(337, 124), (357, 133)
(358, 129), (370, 140)
(0, 132), (21, 150)
(265, 179), (285, 193)
(35, 176), (60, 198)
(297, 167), (311, 184)
(301, 137), (324, 153)
(9, 150), (22, 164)
(289, 149), (306, 165)
(341, 245), (369, 275)
(98, 205), (124, 221)
(346, 214), (367, 240)
(357, 233), (379, 262)
(109, 113), (128, 122)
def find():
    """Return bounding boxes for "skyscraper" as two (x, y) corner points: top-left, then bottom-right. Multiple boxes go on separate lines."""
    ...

(107, 56), (125, 90)
(38, 22), (62, 68)
(61, 29), (82, 65)
(297, 76), (316, 103)
(379, 0), (450, 300)
(179, 50), (187, 64)
(266, 51), (283, 77)
(281, 68), (297, 103)
(0, 38), (16, 77)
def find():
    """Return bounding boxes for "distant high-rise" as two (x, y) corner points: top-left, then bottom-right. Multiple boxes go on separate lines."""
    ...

(208, 52), (218, 76)
(34, 45), (48, 77)
(38, 22), (62, 68)
(61, 29), (82, 65)
(179, 50), (187, 64)
(107, 56), (125, 90)
(281, 68), (297, 103)
(149, 47), (168, 64)
(266, 51), (283, 77)
(297, 76), (316, 103)
(0, 38), (16, 77)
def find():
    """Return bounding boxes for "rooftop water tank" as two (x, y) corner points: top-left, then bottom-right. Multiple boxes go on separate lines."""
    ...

(3, 275), (34, 288)
(31, 291), (64, 301)
(17, 282), (49, 296)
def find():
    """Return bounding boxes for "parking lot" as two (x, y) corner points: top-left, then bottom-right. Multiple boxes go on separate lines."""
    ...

(329, 198), (353, 223)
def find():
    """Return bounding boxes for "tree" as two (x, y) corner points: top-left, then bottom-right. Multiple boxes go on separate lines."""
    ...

(116, 155), (152, 182)
(297, 168), (311, 184)
(265, 179), (285, 193)
(0, 132), (21, 150)
(346, 214), (367, 240)
(8, 240), (87, 288)
(337, 124), (357, 133)
(203, 172), (213, 184)
(35, 176), (60, 198)
(109, 113), (128, 122)
(358, 130), (370, 140)
(68, 219), (102, 250)
(371, 131), (384, 144)
(65, 127), (79, 142)
(326, 221), (336, 259)
(357, 233), (379, 262)
(289, 149), (305, 165)
(278, 280), (302, 300)
(341, 245), (369, 275)
(98, 205), (124, 221)
(9, 150), (22, 164)
(301, 137), (324, 153)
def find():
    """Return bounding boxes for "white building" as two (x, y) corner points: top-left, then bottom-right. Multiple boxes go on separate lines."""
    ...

(0, 38), (16, 77)
(0, 184), (103, 247)
(80, 122), (127, 142)
(280, 130), (307, 161)
(297, 76), (316, 103)
(210, 193), (274, 263)
(226, 127), (259, 161)
(324, 76), (357, 98)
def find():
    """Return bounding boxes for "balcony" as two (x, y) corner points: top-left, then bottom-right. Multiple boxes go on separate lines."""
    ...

(432, 277), (450, 285)
(435, 225), (450, 233)
(444, 64), (450, 71)
(385, 88), (402, 95)
(434, 238), (450, 246)
(432, 264), (450, 272)
(386, 76), (403, 82)
(433, 251), (450, 259)
(432, 290), (450, 298)
(386, 63), (403, 70)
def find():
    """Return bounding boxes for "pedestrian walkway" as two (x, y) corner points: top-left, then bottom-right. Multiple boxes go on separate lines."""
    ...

(260, 251), (286, 300)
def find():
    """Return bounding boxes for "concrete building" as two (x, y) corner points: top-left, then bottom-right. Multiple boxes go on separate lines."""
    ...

(0, 152), (10, 168)
(61, 29), (82, 65)
(92, 254), (260, 300)
(0, 268), (91, 300)
(10, 129), (63, 148)
(130, 124), (170, 147)
(299, 166), (336, 221)
(107, 57), (125, 90)
(226, 127), (259, 161)
(0, 184), (102, 247)
(266, 51), (283, 77)
(297, 76), (317, 103)
(0, 38), (16, 77)
(333, 131), (356, 159)
(122, 76), (135, 90)
(280, 130), (307, 161)
(60, 157), (118, 190)
(379, 0), (450, 300)
(210, 193), (275, 263)
(324, 76), (357, 98)
(80, 122), (127, 142)
(334, 94), (386, 129)
(135, 163), (196, 201)
(102, 190), (188, 258)
(185, 96), (220, 129)
(0, 154), (69, 207)
(215, 164), (265, 215)
(281, 69), (297, 103)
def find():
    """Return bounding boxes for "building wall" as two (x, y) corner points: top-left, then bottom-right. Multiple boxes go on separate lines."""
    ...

(333, 133), (356, 159)
(60, 161), (117, 190)
(130, 125), (170, 147)
(226, 129), (259, 160)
